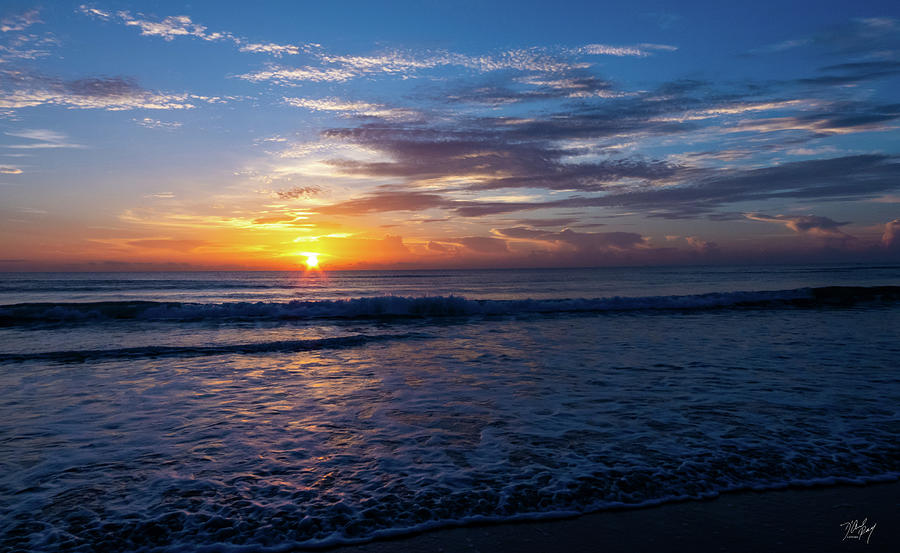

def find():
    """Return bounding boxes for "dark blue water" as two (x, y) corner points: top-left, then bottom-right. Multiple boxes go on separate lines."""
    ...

(1, 264), (899, 551)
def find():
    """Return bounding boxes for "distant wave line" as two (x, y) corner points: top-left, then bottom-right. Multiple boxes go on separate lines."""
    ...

(0, 333), (425, 364)
(1, 286), (898, 327)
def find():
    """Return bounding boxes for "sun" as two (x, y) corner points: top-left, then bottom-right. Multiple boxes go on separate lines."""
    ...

(303, 253), (320, 270)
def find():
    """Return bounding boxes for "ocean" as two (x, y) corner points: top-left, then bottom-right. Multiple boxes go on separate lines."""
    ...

(1, 264), (898, 551)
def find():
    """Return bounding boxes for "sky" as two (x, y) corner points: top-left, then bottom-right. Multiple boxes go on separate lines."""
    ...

(1, 0), (899, 271)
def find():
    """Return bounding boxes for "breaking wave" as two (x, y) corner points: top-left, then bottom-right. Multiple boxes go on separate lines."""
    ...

(2, 285), (898, 327)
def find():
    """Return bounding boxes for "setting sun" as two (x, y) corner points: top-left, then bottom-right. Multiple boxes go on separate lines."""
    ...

(303, 253), (320, 270)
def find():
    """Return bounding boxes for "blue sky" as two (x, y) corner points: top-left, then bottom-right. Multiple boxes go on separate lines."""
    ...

(1, 1), (899, 269)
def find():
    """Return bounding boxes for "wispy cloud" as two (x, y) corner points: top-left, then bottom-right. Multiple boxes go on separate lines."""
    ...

(572, 44), (650, 57)
(134, 117), (183, 130)
(317, 191), (448, 215)
(750, 38), (812, 54)
(0, 9), (41, 33)
(78, 5), (310, 56)
(237, 65), (359, 84)
(0, 34), (59, 62)
(726, 100), (900, 136)
(0, 8), (55, 63)
(491, 227), (647, 252)
(744, 213), (855, 240)
(0, 70), (214, 111)
(444, 73), (626, 104)
(753, 16), (900, 58)
(273, 186), (322, 200)
(284, 97), (420, 121)
(238, 43), (674, 84)
(318, 45), (660, 74)
(79, 5), (673, 87)
(5, 129), (84, 149)
(0, 164), (22, 174)
(238, 42), (302, 56)
(120, 13), (208, 41)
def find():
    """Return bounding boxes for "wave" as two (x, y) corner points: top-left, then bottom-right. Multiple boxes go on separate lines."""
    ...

(1, 285), (898, 327)
(0, 333), (422, 364)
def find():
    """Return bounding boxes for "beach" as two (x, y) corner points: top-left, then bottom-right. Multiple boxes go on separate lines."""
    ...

(331, 481), (898, 553)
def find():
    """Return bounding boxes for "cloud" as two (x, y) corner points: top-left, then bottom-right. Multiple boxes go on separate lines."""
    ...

(308, 153), (900, 221)
(238, 65), (359, 84)
(316, 191), (449, 215)
(238, 43), (673, 85)
(78, 6), (308, 56)
(320, 120), (686, 194)
(67, 76), (142, 96)
(134, 117), (183, 130)
(80, 8), (674, 83)
(444, 73), (623, 105)
(426, 240), (450, 252)
(745, 213), (855, 240)
(751, 39), (813, 54)
(586, 155), (900, 219)
(1, 9), (41, 32)
(730, 102), (900, 136)
(491, 227), (646, 252)
(252, 214), (298, 225)
(0, 164), (22, 174)
(5, 129), (84, 149)
(0, 32), (57, 63)
(0, 89), (205, 110)
(511, 217), (582, 228)
(126, 238), (207, 251)
(869, 194), (900, 203)
(274, 186), (322, 200)
(573, 44), (651, 57)
(77, 6), (111, 20)
(319, 48), (586, 75)
(800, 60), (900, 86)
(454, 236), (509, 253)
(318, 78), (834, 190)
(300, 60), (900, 220)
(882, 219), (900, 249)
(120, 13), (209, 42)
(284, 97), (420, 121)
(0, 8), (54, 64)
(753, 17), (900, 59)
(0, 70), (213, 110)
(685, 236), (719, 253)
(383, 228), (675, 268)
(238, 42), (301, 56)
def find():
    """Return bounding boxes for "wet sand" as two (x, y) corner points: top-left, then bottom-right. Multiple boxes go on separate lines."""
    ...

(324, 481), (898, 553)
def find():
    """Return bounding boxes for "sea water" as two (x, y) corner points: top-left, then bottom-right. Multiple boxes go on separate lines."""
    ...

(1, 264), (898, 551)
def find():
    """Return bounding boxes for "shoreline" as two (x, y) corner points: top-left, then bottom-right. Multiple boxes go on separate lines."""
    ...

(320, 480), (898, 553)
